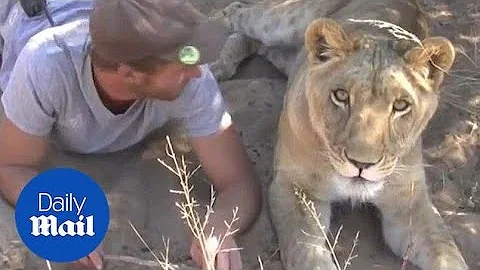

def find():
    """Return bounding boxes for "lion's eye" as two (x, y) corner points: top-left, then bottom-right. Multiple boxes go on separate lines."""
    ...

(393, 99), (410, 112)
(330, 89), (349, 107)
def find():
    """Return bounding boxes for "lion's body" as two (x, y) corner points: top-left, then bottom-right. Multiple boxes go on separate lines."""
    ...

(212, 1), (469, 269)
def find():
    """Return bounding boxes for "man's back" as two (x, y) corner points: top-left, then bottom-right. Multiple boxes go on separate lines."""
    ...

(0, 0), (94, 92)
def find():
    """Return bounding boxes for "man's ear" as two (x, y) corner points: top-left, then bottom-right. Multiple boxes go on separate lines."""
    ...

(117, 64), (145, 85)
(304, 18), (354, 62)
(404, 37), (456, 91)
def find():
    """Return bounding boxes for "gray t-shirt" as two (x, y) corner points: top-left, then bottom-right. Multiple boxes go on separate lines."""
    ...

(0, 1), (231, 154)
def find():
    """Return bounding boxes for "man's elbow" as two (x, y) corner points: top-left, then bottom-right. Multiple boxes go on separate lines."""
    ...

(251, 175), (262, 209)
(0, 163), (41, 207)
(243, 172), (263, 221)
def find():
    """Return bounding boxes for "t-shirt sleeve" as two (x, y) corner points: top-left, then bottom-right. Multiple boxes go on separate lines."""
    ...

(175, 65), (232, 137)
(1, 42), (56, 136)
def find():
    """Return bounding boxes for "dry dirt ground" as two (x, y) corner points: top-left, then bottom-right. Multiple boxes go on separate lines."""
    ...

(1, 0), (479, 270)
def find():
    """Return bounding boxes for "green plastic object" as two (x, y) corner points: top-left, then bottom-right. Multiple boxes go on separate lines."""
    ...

(179, 45), (201, 65)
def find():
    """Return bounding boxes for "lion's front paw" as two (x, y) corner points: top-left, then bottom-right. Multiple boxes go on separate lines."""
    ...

(431, 255), (469, 270)
(281, 244), (337, 270)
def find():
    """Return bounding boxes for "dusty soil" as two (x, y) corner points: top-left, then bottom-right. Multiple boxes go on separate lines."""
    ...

(1, 0), (479, 270)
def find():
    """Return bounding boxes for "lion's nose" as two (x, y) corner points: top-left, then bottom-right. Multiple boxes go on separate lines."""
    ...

(346, 155), (375, 170)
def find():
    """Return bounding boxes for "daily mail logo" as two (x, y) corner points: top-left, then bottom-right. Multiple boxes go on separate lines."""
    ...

(30, 193), (94, 237)
(15, 168), (109, 262)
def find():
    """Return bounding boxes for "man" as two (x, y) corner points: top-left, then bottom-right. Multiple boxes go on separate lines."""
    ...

(0, 0), (262, 269)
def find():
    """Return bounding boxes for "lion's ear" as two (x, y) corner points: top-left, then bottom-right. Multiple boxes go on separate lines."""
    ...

(305, 18), (353, 62)
(404, 37), (456, 90)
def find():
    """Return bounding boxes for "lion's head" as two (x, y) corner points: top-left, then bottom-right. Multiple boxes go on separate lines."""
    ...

(300, 19), (455, 182)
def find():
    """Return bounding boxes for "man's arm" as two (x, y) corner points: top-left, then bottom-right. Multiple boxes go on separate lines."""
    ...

(0, 116), (49, 207)
(190, 124), (262, 236)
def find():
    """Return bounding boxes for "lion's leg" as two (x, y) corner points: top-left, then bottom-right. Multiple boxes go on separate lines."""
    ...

(376, 181), (468, 270)
(269, 173), (337, 270)
(223, 1), (326, 47)
(209, 32), (260, 81)
(258, 45), (299, 77)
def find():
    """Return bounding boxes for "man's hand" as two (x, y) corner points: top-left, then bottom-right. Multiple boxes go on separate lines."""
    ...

(188, 124), (261, 269)
(190, 236), (241, 270)
(67, 244), (104, 270)
(190, 125), (262, 235)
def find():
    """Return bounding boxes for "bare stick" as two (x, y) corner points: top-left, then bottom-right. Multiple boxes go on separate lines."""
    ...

(294, 187), (360, 270)
(128, 220), (173, 270)
(343, 231), (360, 270)
(104, 255), (197, 269)
(45, 260), (53, 270)
(158, 135), (241, 270)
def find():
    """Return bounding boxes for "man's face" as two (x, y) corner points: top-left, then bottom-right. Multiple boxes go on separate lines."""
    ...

(128, 61), (202, 101)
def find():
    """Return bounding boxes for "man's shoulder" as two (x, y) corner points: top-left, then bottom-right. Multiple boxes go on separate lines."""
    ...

(167, 64), (229, 137)
(182, 65), (219, 97)
(5, 19), (91, 107)
(24, 19), (90, 64)
(167, 65), (218, 108)
(167, 64), (224, 117)
(14, 19), (91, 96)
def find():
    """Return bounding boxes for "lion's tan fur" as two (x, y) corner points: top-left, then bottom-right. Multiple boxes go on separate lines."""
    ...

(212, 0), (469, 269)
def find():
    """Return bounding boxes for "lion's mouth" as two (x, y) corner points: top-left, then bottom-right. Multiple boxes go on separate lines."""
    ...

(351, 176), (368, 182)
(329, 150), (398, 182)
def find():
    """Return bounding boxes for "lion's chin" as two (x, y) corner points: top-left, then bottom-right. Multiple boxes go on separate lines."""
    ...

(331, 174), (385, 201)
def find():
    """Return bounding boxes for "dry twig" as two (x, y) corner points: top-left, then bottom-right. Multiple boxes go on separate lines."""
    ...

(157, 135), (241, 270)
(294, 187), (360, 270)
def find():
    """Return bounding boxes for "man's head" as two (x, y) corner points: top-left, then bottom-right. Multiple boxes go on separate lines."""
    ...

(89, 0), (226, 100)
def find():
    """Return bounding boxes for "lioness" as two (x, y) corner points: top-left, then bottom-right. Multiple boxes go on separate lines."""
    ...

(211, 0), (469, 269)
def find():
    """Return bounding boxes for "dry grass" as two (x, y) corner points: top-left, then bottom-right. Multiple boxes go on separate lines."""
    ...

(157, 135), (241, 270)
(294, 187), (360, 270)
(433, 7), (480, 210)
(127, 220), (175, 270)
